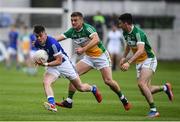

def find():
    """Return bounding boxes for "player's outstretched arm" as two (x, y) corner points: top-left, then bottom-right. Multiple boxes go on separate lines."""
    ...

(55, 34), (65, 42)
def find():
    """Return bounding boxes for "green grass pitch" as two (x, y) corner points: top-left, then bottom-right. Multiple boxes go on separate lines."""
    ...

(0, 61), (180, 121)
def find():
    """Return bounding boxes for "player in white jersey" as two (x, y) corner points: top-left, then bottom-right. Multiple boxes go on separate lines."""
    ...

(107, 24), (124, 70)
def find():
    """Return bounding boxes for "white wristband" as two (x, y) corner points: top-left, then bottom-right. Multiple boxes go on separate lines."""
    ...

(44, 62), (48, 66)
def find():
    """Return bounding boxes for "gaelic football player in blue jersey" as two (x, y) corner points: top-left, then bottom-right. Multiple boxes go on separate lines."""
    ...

(33, 25), (102, 112)
(6, 24), (19, 69)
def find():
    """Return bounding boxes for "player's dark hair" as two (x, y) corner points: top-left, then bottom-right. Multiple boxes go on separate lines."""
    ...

(33, 25), (45, 34)
(119, 13), (133, 25)
(71, 12), (83, 18)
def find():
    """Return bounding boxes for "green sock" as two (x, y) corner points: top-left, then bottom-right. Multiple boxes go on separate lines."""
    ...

(68, 91), (75, 99)
(150, 103), (155, 108)
(117, 91), (123, 98)
(149, 103), (157, 111)
(117, 91), (128, 104)
(159, 86), (164, 91)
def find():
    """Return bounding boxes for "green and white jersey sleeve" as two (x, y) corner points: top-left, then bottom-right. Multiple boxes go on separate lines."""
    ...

(63, 23), (96, 46)
(123, 25), (155, 63)
(62, 23), (106, 57)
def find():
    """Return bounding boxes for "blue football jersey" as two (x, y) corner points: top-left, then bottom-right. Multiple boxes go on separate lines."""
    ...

(8, 31), (18, 49)
(34, 36), (68, 63)
(30, 34), (37, 51)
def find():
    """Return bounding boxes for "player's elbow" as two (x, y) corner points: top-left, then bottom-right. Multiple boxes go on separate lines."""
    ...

(95, 38), (100, 45)
(93, 34), (100, 44)
(138, 49), (144, 55)
(56, 61), (62, 65)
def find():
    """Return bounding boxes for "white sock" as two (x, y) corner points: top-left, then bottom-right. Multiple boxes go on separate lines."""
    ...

(150, 108), (157, 112)
(163, 85), (167, 91)
(120, 95), (125, 100)
(47, 96), (54, 99)
(66, 98), (73, 103)
(90, 86), (93, 92)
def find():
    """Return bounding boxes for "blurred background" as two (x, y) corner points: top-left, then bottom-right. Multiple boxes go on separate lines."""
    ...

(0, 1), (180, 121)
(0, 0), (180, 70)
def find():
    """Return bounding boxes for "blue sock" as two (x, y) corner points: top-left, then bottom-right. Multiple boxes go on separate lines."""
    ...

(91, 86), (96, 94)
(48, 97), (55, 105)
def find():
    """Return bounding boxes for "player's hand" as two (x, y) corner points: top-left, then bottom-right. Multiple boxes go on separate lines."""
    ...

(35, 59), (45, 66)
(120, 62), (130, 71)
(75, 47), (85, 55)
(119, 57), (126, 67)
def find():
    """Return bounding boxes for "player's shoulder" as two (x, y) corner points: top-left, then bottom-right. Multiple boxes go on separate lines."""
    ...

(134, 25), (145, 35)
(83, 23), (94, 28)
(47, 36), (56, 41)
(83, 23), (96, 33)
(47, 36), (59, 44)
(65, 27), (74, 33)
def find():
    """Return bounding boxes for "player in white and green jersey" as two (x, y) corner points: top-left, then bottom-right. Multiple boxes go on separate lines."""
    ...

(55, 12), (131, 111)
(63, 22), (106, 57)
(118, 13), (174, 118)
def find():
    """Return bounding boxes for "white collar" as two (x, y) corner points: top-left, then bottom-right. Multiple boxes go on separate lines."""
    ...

(128, 25), (134, 34)
(75, 25), (83, 32)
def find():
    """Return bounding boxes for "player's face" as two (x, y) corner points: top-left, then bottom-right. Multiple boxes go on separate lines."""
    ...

(119, 20), (128, 32)
(35, 32), (47, 45)
(118, 20), (125, 29)
(71, 16), (83, 30)
(112, 25), (117, 31)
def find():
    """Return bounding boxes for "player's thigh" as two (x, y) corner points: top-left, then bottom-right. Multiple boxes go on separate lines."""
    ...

(138, 68), (154, 85)
(70, 76), (82, 89)
(43, 72), (58, 85)
(137, 58), (157, 83)
(76, 60), (92, 75)
(94, 51), (112, 70)
(100, 66), (113, 82)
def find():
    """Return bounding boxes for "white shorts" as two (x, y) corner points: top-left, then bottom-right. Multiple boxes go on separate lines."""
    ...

(136, 57), (157, 78)
(81, 51), (111, 70)
(46, 59), (78, 80)
(0, 42), (8, 61)
(7, 47), (17, 55)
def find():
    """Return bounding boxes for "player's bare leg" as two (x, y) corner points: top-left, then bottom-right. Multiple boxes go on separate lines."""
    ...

(43, 72), (58, 112)
(55, 61), (93, 108)
(56, 76), (102, 107)
(138, 68), (159, 117)
(148, 81), (174, 101)
(100, 67), (131, 111)
(71, 76), (102, 102)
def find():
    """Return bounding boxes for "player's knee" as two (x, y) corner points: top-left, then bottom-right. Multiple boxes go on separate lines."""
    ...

(104, 78), (112, 86)
(43, 80), (51, 87)
(138, 81), (146, 89)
